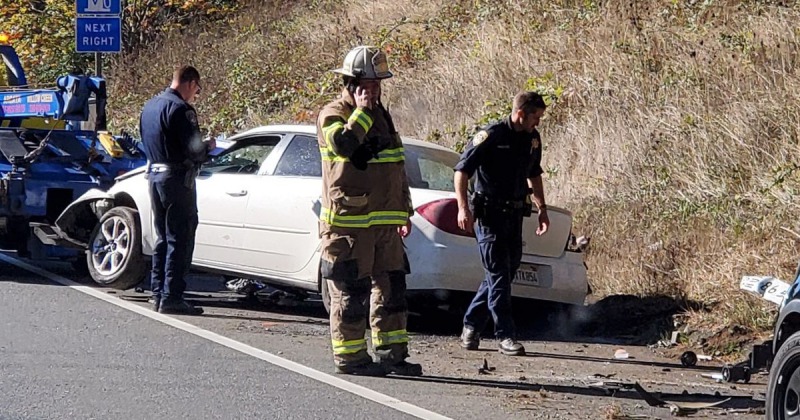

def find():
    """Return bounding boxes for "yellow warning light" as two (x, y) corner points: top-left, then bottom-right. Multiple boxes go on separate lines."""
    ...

(0, 33), (9, 44)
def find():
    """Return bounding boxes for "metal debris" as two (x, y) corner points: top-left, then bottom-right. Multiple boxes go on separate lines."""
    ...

(633, 382), (730, 416)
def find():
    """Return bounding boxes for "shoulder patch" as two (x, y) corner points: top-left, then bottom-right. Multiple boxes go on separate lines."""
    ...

(531, 138), (540, 150)
(186, 109), (198, 127)
(472, 130), (489, 146)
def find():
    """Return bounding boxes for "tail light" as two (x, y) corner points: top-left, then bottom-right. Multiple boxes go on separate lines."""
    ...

(116, 170), (128, 177)
(415, 198), (475, 238)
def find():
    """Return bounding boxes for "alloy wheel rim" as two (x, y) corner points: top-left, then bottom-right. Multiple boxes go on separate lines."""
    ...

(90, 215), (131, 276)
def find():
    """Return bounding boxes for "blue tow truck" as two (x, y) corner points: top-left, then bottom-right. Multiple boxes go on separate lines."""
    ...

(0, 36), (147, 269)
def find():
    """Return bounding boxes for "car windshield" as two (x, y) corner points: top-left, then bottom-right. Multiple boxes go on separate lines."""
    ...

(404, 144), (459, 192)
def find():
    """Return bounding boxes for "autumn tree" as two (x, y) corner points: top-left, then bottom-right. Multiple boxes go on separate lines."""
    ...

(1, 0), (237, 85)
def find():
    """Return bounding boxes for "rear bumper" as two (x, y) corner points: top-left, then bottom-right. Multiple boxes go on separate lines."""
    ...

(404, 217), (589, 306)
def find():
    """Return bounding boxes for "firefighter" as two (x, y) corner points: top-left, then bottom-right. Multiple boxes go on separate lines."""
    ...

(139, 65), (214, 315)
(316, 45), (423, 377)
(454, 91), (550, 356)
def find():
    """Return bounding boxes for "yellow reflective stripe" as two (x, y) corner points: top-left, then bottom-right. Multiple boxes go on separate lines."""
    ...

(318, 146), (404, 164)
(371, 147), (404, 163)
(319, 147), (349, 162)
(331, 338), (367, 355)
(323, 121), (345, 148)
(320, 208), (409, 228)
(372, 330), (409, 347)
(349, 108), (373, 132)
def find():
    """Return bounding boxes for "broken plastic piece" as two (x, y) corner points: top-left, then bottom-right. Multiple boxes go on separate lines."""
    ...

(739, 275), (790, 305)
(702, 373), (725, 382)
(225, 278), (267, 294)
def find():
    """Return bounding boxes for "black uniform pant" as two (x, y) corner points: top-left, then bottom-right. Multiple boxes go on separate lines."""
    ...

(149, 172), (198, 303)
(463, 210), (524, 339)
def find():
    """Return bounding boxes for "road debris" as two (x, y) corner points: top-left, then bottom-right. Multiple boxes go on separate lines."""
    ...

(592, 373), (617, 379)
(633, 382), (730, 417)
(614, 349), (630, 359)
(740, 275), (790, 305)
(680, 351), (697, 367)
(588, 380), (636, 396)
(701, 372), (725, 382)
(478, 358), (496, 375)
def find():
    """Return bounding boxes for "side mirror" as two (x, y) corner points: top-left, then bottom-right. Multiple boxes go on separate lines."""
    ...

(198, 170), (212, 178)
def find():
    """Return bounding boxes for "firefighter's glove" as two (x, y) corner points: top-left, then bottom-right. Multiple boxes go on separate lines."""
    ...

(350, 143), (373, 170)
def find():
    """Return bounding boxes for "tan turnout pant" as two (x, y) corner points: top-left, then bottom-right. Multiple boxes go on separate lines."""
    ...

(321, 226), (411, 367)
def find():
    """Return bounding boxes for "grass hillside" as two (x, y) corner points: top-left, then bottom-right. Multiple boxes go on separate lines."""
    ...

(99, 0), (800, 352)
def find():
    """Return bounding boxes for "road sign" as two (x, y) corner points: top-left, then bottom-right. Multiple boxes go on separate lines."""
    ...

(76, 0), (121, 15)
(76, 16), (121, 53)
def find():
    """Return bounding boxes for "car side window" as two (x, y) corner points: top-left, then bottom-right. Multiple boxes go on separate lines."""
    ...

(273, 135), (322, 177)
(202, 136), (279, 175)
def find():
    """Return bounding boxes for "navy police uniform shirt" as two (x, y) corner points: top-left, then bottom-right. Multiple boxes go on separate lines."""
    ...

(139, 88), (204, 167)
(454, 116), (544, 202)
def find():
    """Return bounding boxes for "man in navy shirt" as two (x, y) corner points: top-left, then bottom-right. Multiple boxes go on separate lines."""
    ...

(139, 65), (214, 315)
(453, 91), (550, 356)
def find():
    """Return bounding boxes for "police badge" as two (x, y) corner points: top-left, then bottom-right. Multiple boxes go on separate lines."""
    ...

(472, 130), (489, 146)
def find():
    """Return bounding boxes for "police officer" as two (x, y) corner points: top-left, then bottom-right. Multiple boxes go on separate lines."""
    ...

(139, 65), (214, 316)
(316, 45), (422, 377)
(454, 91), (550, 356)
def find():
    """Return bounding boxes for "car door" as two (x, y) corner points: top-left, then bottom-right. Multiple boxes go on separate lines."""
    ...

(240, 134), (322, 278)
(192, 135), (281, 269)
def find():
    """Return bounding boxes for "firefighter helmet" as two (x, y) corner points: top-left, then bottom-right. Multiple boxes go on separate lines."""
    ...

(332, 45), (393, 80)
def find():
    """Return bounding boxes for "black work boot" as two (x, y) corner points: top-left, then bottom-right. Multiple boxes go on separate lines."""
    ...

(460, 326), (479, 350)
(498, 338), (525, 356)
(382, 360), (423, 377)
(334, 361), (388, 377)
(158, 299), (204, 315)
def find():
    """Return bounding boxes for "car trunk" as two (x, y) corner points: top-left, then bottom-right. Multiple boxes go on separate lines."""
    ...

(521, 207), (572, 258)
(409, 189), (572, 258)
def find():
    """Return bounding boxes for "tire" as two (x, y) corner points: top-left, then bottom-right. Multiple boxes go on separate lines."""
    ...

(86, 206), (147, 290)
(767, 330), (800, 419)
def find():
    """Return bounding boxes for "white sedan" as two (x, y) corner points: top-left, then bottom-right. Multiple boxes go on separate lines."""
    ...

(53, 124), (590, 311)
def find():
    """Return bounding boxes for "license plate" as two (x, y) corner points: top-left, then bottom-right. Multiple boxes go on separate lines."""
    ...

(514, 267), (539, 285)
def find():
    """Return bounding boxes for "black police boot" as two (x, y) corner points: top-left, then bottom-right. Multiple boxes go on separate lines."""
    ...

(381, 360), (423, 377)
(334, 360), (388, 377)
(498, 338), (526, 356)
(460, 326), (479, 350)
(158, 299), (204, 316)
(149, 297), (160, 312)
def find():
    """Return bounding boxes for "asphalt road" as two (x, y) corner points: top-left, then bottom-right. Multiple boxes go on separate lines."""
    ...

(0, 262), (420, 420)
(0, 253), (769, 419)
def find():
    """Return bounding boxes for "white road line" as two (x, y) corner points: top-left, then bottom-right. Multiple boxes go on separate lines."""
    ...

(0, 253), (451, 420)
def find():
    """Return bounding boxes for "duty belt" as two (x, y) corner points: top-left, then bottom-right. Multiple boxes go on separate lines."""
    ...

(146, 162), (183, 174)
(470, 192), (531, 217)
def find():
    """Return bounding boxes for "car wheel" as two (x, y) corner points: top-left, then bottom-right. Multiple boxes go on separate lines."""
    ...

(86, 206), (147, 290)
(767, 330), (800, 419)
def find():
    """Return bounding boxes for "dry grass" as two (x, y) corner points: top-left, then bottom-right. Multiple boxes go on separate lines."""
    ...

(106, 0), (800, 342)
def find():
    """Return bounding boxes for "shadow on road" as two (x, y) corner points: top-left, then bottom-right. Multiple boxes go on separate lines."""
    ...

(2, 255), (708, 348)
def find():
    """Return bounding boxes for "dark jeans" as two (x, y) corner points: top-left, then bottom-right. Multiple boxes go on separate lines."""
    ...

(149, 172), (198, 303)
(463, 211), (524, 339)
